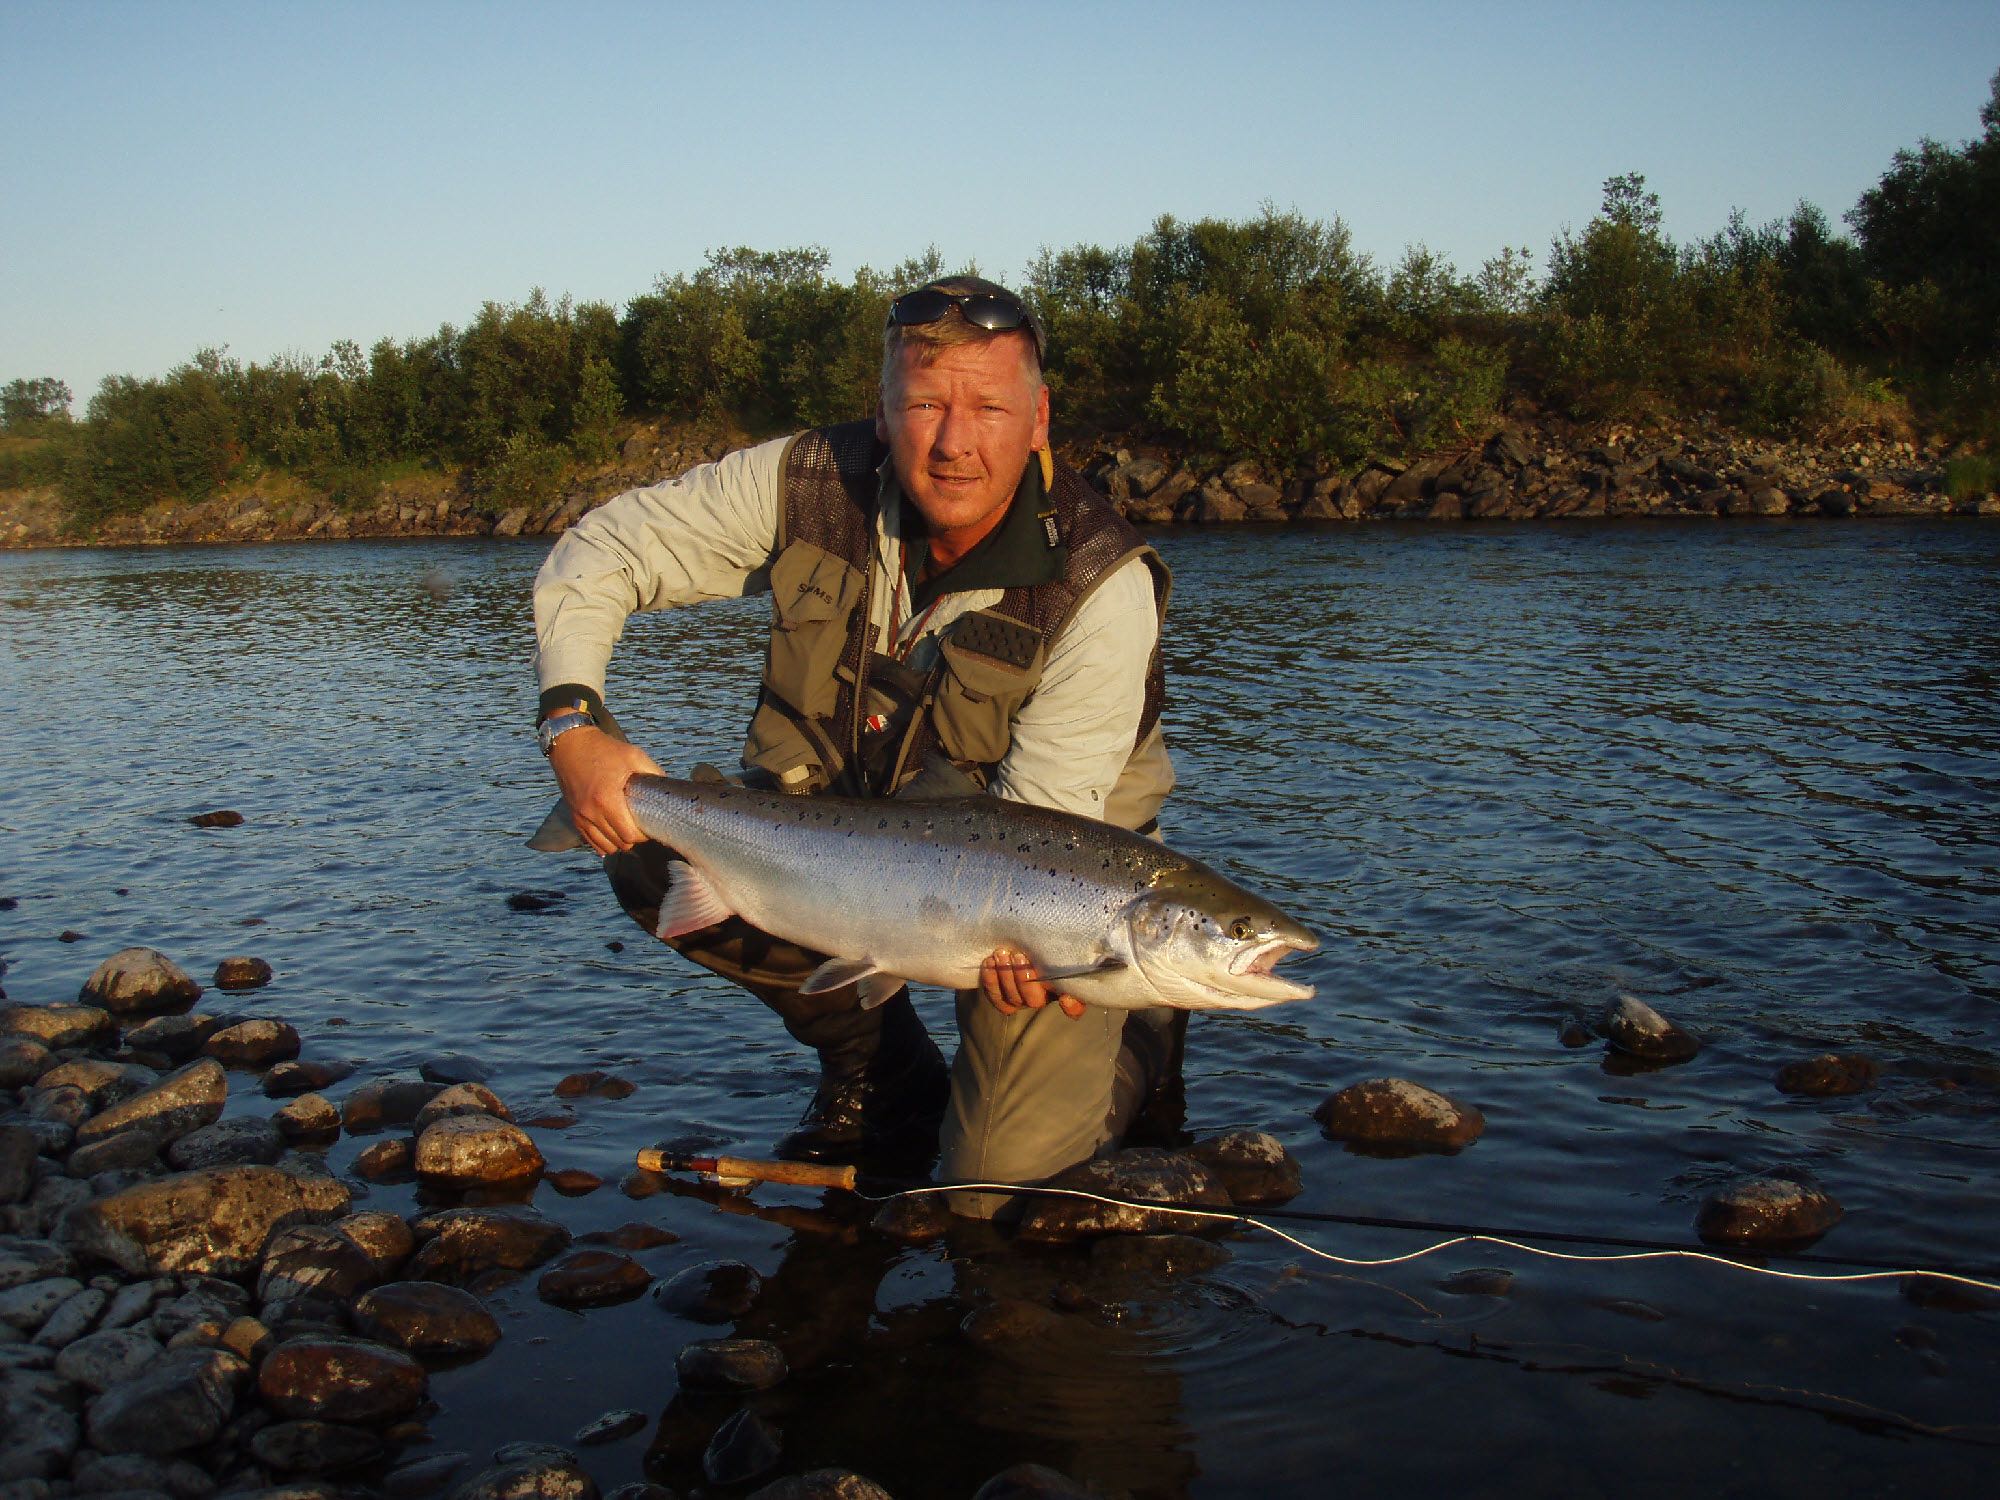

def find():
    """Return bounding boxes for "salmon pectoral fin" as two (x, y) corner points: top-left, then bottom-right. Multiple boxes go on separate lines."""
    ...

(655, 860), (738, 939)
(800, 958), (907, 1010)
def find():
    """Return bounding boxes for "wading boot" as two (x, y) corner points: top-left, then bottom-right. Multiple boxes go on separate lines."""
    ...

(1114, 1009), (1191, 1149)
(771, 988), (950, 1167)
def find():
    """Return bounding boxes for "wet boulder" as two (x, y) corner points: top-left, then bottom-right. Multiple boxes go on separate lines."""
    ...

(1775, 1053), (1879, 1097)
(960, 1298), (1065, 1348)
(79, 948), (203, 1017)
(1, 1121), (37, 1203)
(705, 1408), (782, 1488)
(258, 1334), (427, 1424)
(1437, 1267), (1516, 1298)
(36, 1058), (158, 1108)
(341, 1076), (447, 1133)
(251, 1418), (386, 1474)
(413, 1082), (512, 1133)
(1314, 1078), (1486, 1152)
(870, 1194), (951, 1245)
(652, 1258), (762, 1322)
(123, 1011), (225, 1063)
(213, 956), (274, 992)
(413, 1115), (544, 1190)
(84, 1345), (248, 1454)
(545, 1168), (602, 1197)
(1601, 994), (1699, 1064)
(0, 1238), (76, 1291)
(1089, 1232), (1230, 1279)
(0, 1034), (53, 1088)
(65, 1126), (163, 1178)
(973, 1463), (1096, 1498)
(337, 1209), (416, 1277)
(263, 1059), (357, 1098)
(73, 1058), (228, 1152)
(1185, 1130), (1302, 1205)
(203, 1018), (302, 1069)
(188, 810), (243, 828)
(258, 1224), (382, 1305)
(675, 1336), (787, 1392)
(406, 1205), (571, 1283)
(3, 1002), (115, 1049)
(1014, 1150), (1234, 1242)
(275, 1092), (342, 1144)
(34, 1282), (108, 1345)
(58, 1163), (352, 1278)
(553, 1071), (635, 1101)
(419, 1054), (492, 1086)
(0, 1274), (83, 1333)
(352, 1280), (501, 1357)
(450, 1452), (599, 1500)
(167, 1116), (286, 1170)
(1695, 1175), (1843, 1249)
(535, 1249), (651, 1308)
(575, 1409), (648, 1446)
(386, 1451), (476, 1498)
(354, 1138), (415, 1181)
(749, 1473), (894, 1500)
(0, 1368), (78, 1481)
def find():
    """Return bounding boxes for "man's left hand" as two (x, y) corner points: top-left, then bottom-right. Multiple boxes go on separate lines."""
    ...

(979, 950), (1085, 1020)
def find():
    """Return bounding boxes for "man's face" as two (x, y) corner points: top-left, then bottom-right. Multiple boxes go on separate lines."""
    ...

(876, 334), (1051, 563)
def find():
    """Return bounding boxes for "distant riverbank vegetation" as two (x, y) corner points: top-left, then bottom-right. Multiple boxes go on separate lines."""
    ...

(3, 70), (1995, 524)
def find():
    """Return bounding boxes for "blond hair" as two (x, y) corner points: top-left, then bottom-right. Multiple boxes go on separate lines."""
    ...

(880, 280), (1045, 392)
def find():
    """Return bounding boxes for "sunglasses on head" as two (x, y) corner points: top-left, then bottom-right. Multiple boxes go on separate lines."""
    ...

(887, 288), (1044, 356)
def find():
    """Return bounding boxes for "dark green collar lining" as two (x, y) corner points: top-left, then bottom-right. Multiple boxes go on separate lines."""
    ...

(882, 458), (1066, 614)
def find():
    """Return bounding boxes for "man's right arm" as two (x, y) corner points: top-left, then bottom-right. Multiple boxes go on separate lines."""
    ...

(533, 435), (789, 853)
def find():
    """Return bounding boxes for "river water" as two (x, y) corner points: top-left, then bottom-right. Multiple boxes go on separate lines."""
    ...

(2, 520), (1997, 1496)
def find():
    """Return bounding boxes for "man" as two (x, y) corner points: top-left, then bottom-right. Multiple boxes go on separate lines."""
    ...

(531, 276), (1178, 1214)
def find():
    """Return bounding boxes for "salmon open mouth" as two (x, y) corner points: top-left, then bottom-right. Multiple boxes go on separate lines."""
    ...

(1226, 935), (1318, 1002)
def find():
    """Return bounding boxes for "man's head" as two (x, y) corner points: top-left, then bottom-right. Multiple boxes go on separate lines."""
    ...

(876, 277), (1051, 566)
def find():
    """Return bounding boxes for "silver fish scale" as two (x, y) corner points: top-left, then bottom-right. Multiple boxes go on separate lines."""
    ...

(625, 776), (1194, 1000)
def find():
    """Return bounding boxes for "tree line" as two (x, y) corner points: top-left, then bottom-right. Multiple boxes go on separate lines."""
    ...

(4, 70), (1994, 520)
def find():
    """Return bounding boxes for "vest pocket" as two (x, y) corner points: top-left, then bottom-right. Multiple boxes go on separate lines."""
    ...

(929, 626), (1043, 767)
(764, 542), (863, 721)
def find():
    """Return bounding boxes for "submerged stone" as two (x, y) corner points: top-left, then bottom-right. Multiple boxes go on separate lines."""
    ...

(675, 1336), (787, 1392)
(257, 1335), (427, 1423)
(972, 1463), (1096, 1499)
(1184, 1130), (1302, 1205)
(574, 1222), (678, 1252)
(574, 1408), (648, 1446)
(406, 1205), (571, 1283)
(749, 1473), (894, 1500)
(1437, 1267), (1515, 1297)
(652, 1259), (761, 1323)
(704, 1408), (782, 1488)
(263, 1059), (357, 1098)
(1314, 1078), (1485, 1152)
(251, 1418), (386, 1474)
(419, 1054), (492, 1086)
(1695, 1175), (1843, 1248)
(869, 1194), (951, 1245)
(960, 1298), (1064, 1348)
(553, 1071), (635, 1100)
(188, 810), (244, 828)
(79, 948), (203, 1017)
(450, 1454), (599, 1500)
(536, 1249), (651, 1308)
(204, 1018), (302, 1069)
(1089, 1232), (1230, 1279)
(1014, 1150), (1233, 1242)
(341, 1077), (446, 1134)
(545, 1169), (602, 1197)
(1600, 994), (1699, 1064)
(214, 956), (275, 992)
(1775, 1053), (1879, 1097)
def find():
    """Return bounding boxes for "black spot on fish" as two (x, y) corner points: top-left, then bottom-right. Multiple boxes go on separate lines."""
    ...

(878, 818), (887, 829)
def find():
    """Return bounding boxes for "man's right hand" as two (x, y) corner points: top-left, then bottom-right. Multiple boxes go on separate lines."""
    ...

(547, 727), (666, 856)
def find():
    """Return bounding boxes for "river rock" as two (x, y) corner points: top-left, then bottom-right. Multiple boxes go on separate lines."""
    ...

(275, 1094), (341, 1144)
(1184, 1130), (1302, 1204)
(870, 1195), (951, 1245)
(0, 1240), (76, 1291)
(258, 1225), (380, 1305)
(258, 1335), (426, 1422)
(0, 1275), (82, 1332)
(960, 1298), (1064, 1347)
(1775, 1053), (1879, 1097)
(263, 1060), (357, 1098)
(750, 1473), (893, 1500)
(419, 1055), (492, 1086)
(574, 1223), (678, 1252)
(214, 957), (274, 992)
(337, 1210), (416, 1276)
(65, 1128), (161, 1179)
(1314, 1078), (1486, 1152)
(1, 1122), (36, 1203)
(536, 1249), (650, 1308)
(1, 1034), (53, 1087)
(3, 1003), (115, 1049)
(68, 1449), (206, 1496)
(341, 1078), (446, 1133)
(675, 1336), (787, 1392)
(406, 1205), (571, 1283)
(352, 1281), (501, 1357)
(1089, 1232), (1230, 1279)
(450, 1454), (599, 1500)
(544, 1169), (601, 1197)
(353, 1139), (414, 1181)
(168, 1117), (285, 1170)
(58, 1164), (351, 1277)
(413, 1116), (543, 1189)
(80, 949), (203, 1017)
(573, 1409), (647, 1446)
(36, 1058), (158, 1107)
(552, 1071), (636, 1101)
(188, 810), (243, 828)
(1016, 1150), (1234, 1242)
(35, 1284), (108, 1346)
(973, 1463), (1096, 1498)
(251, 1418), (385, 1473)
(123, 1012), (225, 1063)
(1601, 994), (1699, 1064)
(413, 1083), (512, 1133)
(1695, 1175), (1843, 1248)
(203, 1019), (301, 1069)
(705, 1408), (782, 1488)
(652, 1259), (762, 1322)
(605, 1487), (678, 1500)
(1438, 1267), (1516, 1297)
(73, 1059), (228, 1152)
(0, 1371), (79, 1480)
(97, 1276), (171, 1331)
(17, 1115), (73, 1157)
(85, 1344), (248, 1454)
(386, 1451), (475, 1499)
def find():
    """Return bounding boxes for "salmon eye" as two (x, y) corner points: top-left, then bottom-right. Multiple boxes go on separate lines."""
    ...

(1229, 918), (1255, 941)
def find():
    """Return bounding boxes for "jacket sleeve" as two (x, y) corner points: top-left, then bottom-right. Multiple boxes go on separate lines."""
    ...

(986, 556), (1160, 821)
(532, 435), (789, 699)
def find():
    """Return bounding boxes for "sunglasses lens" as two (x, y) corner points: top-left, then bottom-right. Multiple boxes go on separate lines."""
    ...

(954, 295), (1027, 332)
(888, 289), (956, 326)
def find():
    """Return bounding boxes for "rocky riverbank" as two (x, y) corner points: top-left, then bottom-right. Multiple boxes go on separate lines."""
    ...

(1, 414), (1991, 552)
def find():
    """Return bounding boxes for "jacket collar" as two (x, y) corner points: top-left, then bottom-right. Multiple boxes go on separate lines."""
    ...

(877, 455), (1066, 612)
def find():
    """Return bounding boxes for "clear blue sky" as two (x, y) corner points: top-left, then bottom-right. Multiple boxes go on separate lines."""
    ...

(4, 0), (1996, 412)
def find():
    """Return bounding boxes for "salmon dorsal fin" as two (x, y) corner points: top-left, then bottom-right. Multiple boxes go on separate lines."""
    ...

(656, 860), (738, 939)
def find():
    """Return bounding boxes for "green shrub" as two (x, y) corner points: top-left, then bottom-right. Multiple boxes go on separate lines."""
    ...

(1944, 453), (1998, 499)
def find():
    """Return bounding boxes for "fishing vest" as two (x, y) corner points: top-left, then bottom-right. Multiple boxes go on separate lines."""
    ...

(740, 419), (1172, 830)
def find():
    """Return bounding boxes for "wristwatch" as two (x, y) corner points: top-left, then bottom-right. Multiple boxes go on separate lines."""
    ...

(537, 709), (597, 757)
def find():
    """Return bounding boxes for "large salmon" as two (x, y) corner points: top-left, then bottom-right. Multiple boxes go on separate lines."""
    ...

(621, 774), (1318, 1013)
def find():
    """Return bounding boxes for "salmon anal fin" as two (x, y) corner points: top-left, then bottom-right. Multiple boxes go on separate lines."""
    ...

(801, 958), (906, 1009)
(656, 860), (737, 939)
